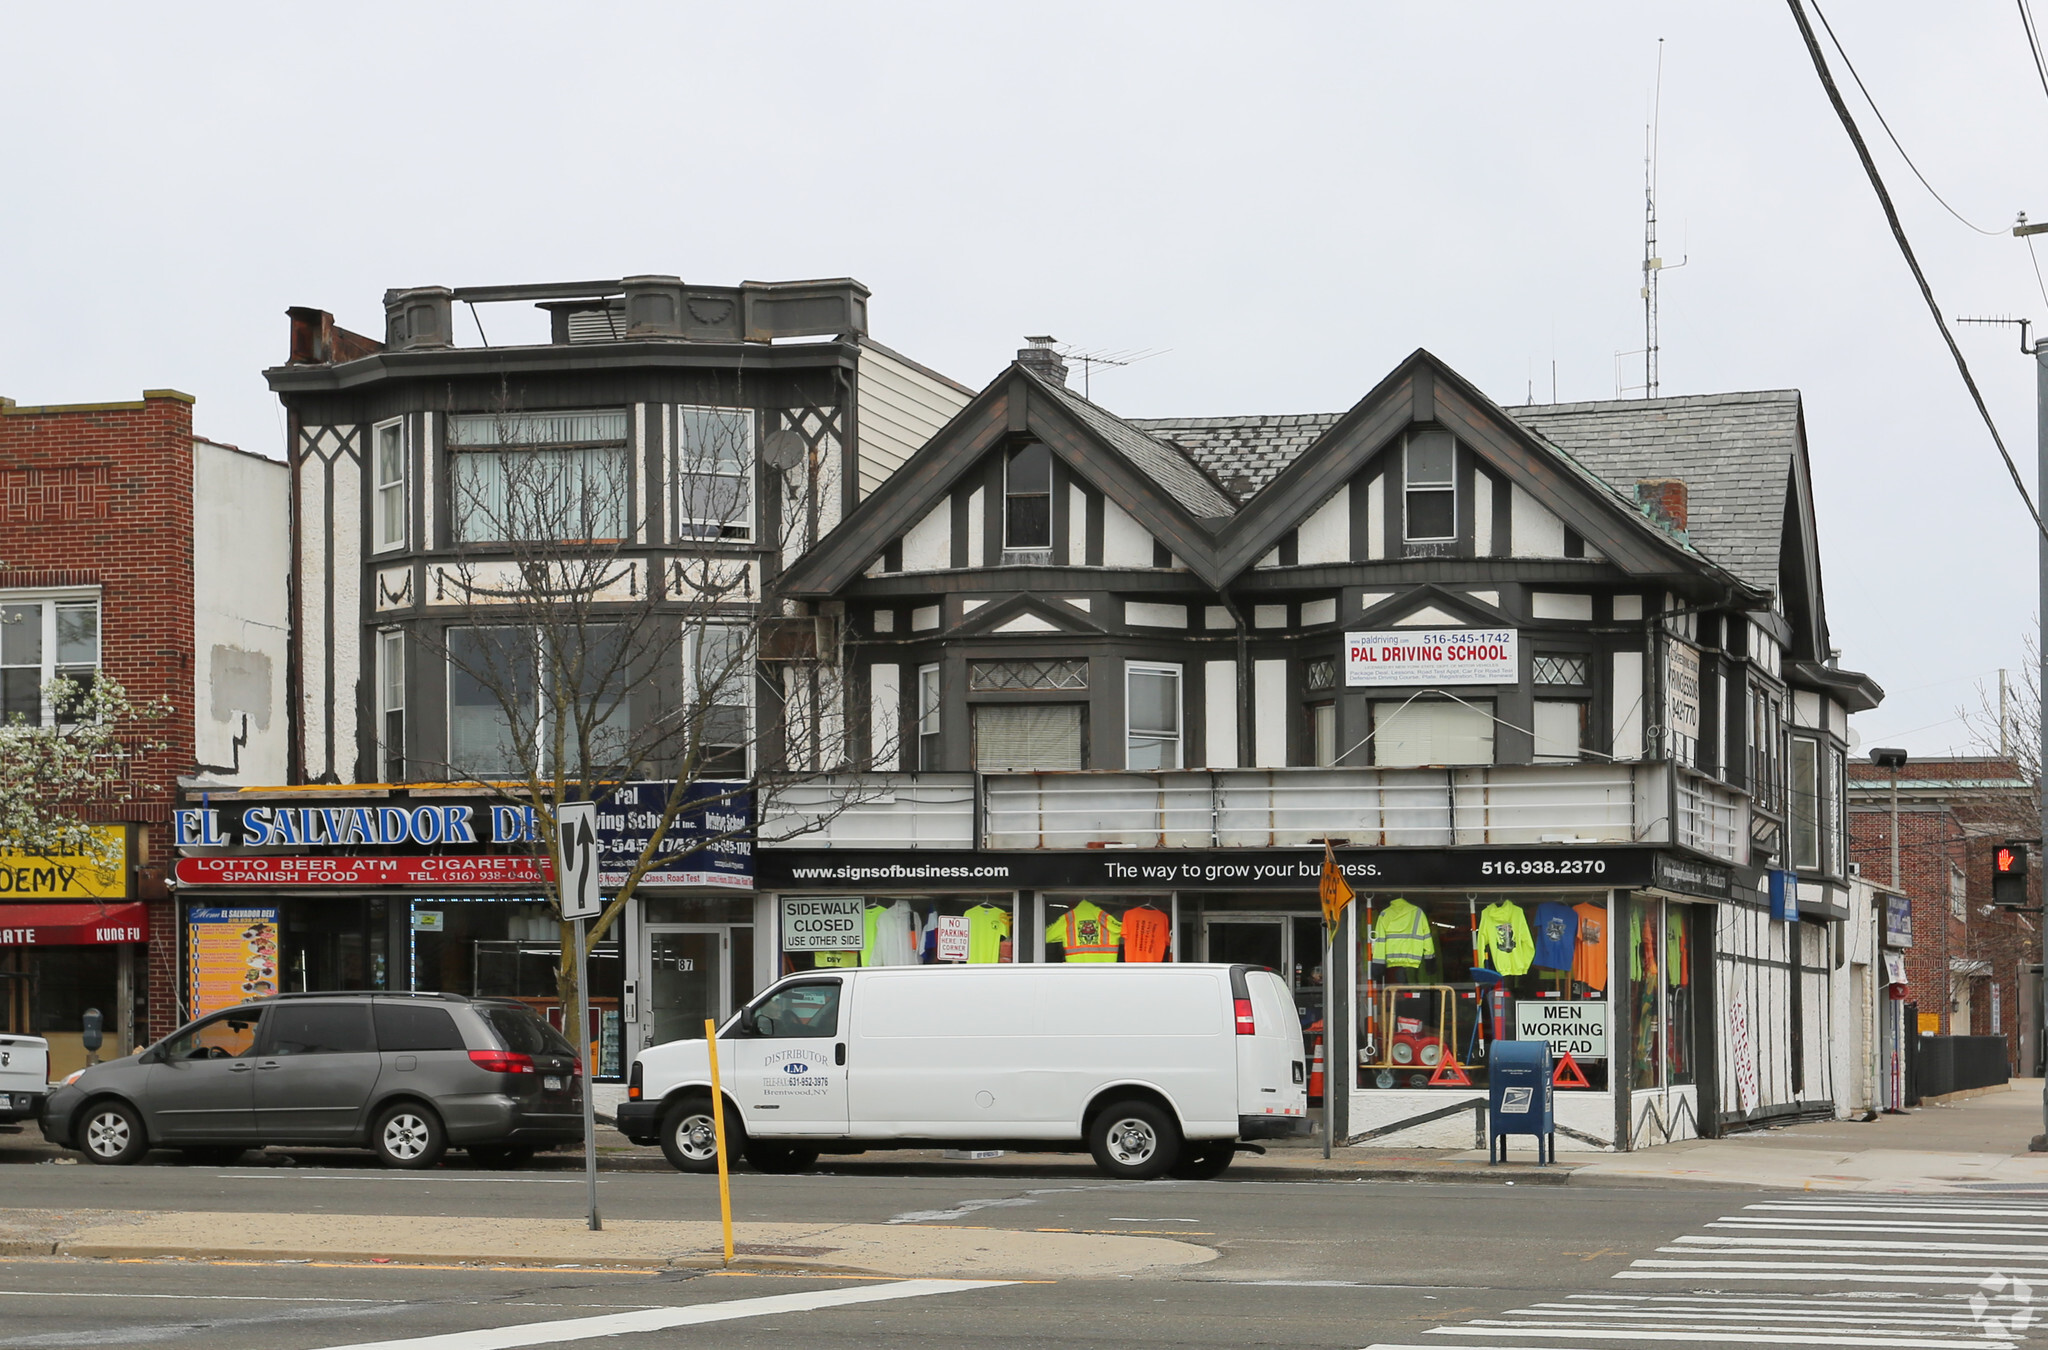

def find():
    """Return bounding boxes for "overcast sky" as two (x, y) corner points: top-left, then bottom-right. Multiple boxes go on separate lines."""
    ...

(2, 3), (2039, 758)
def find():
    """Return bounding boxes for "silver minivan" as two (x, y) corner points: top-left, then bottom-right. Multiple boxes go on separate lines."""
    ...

(38, 992), (584, 1168)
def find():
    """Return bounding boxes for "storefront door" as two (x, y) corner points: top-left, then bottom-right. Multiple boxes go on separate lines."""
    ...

(643, 926), (737, 1048)
(1205, 915), (1287, 972)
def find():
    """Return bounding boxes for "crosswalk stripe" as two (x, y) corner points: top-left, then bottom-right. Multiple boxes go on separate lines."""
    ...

(1422, 1330), (2008, 1347)
(1671, 1237), (2048, 1257)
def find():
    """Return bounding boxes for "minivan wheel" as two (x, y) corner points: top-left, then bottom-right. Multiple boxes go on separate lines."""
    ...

(1168, 1140), (1236, 1180)
(372, 1103), (446, 1169)
(1088, 1099), (1181, 1180)
(743, 1142), (820, 1174)
(78, 1100), (148, 1166)
(660, 1096), (740, 1174)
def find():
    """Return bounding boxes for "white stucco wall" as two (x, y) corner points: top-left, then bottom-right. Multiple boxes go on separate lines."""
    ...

(193, 439), (290, 784)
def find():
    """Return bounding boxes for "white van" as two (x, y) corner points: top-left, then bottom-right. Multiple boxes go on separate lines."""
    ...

(615, 963), (1308, 1180)
(0, 1033), (50, 1125)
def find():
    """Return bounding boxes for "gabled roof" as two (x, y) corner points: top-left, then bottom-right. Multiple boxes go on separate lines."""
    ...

(1508, 391), (1802, 593)
(1030, 375), (1238, 519)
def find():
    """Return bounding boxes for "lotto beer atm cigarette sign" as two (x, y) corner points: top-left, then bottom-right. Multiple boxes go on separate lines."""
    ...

(1514, 1000), (1609, 1059)
(1345, 629), (1517, 686)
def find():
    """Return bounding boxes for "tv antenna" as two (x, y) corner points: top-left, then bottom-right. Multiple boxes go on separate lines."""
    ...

(1058, 343), (1168, 400)
(1641, 38), (1688, 398)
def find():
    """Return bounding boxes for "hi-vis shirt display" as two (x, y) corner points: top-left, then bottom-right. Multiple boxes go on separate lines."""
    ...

(1057, 901), (1122, 962)
(964, 903), (1013, 964)
(1532, 901), (1578, 972)
(1572, 900), (1609, 991)
(1121, 905), (1170, 963)
(1370, 898), (1436, 969)
(1477, 900), (1535, 976)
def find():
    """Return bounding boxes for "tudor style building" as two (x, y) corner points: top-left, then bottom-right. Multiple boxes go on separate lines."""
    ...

(758, 343), (1883, 1148)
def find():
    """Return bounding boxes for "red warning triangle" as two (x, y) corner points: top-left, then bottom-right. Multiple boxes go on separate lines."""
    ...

(1427, 1057), (1472, 1087)
(1552, 1051), (1590, 1088)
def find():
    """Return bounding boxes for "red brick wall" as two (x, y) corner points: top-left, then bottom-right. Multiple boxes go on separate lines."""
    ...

(1, 391), (200, 1040)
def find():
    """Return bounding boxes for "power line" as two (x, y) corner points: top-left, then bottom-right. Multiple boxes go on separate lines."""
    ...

(1808, 1), (2004, 236)
(2021, 0), (2048, 106)
(1787, 0), (2048, 541)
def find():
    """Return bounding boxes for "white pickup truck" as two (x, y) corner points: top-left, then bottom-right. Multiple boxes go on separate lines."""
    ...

(0, 1034), (51, 1124)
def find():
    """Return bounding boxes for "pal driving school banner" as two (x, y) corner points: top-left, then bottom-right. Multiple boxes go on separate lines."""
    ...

(1345, 629), (1517, 686)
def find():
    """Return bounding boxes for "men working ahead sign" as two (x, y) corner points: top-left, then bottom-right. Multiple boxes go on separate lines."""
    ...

(1513, 1000), (1609, 1060)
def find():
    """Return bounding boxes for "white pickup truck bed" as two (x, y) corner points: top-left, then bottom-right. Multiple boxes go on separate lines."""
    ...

(0, 1034), (50, 1123)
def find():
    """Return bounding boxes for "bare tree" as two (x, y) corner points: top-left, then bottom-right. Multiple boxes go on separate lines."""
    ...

(1956, 627), (2042, 836)
(397, 380), (888, 1019)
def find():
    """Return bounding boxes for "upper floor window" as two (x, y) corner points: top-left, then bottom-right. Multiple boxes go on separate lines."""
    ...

(677, 406), (754, 542)
(1788, 733), (1843, 875)
(1125, 662), (1182, 770)
(974, 703), (1085, 771)
(690, 623), (752, 778)
(372, 418), (407, 552)
(446, 624), (627, 778)
(449, 410), (628, 543)
(917, 664), (942, 770)
(1, 595), (99, 727)
(1404, 430), (1456, 541)
(1371, 698), (1493, 767)
(1004, 443), (1053, 552)
(378, 630), (406, 781)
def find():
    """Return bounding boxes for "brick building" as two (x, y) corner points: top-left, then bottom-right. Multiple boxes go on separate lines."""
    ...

(1848, 756), (2039, 1072)
(0, 390), (288, 1072)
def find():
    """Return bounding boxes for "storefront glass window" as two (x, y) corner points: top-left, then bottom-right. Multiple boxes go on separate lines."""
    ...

(1353, 892), (1612, 1092)
(779, 895), (1024, 974)
(1046, 896), (1175, 965)
(1626, 897), (1697, 1090)
(409, 898), (624, 1077)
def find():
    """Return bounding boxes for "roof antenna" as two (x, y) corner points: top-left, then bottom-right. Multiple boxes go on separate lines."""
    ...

(1056, 342), (1168, 400)
(1641, 38), (1688, 398)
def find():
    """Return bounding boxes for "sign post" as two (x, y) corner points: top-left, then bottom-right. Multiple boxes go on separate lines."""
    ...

(555, 800), (602, 1233)
(705, 1017), (735, 1265)
(1317, 840), (1355, 1160)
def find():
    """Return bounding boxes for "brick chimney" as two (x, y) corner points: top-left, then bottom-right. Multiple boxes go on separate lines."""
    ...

(1018, 335), (1068, 388)
(1635, 478), (1689, 534)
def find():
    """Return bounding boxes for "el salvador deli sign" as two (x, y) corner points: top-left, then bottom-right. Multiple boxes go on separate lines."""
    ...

(174, 783), (752, 890)
(1345, 629), (1517, 687)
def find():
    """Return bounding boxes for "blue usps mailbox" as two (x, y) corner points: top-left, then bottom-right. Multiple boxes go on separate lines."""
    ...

(1487, 1039), (1555, 1164)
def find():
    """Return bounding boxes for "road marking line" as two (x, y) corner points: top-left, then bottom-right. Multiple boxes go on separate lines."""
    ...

(305, 1278), (1010, 1350)
(0, 1290), (389, 1305)
(1423, 1329), (2006, 1347)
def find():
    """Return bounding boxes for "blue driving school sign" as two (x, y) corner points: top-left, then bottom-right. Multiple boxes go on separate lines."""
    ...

(595, 781), (752, 890)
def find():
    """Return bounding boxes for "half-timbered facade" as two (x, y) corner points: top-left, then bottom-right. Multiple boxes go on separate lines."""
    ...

(761, 344), (1882, 1147)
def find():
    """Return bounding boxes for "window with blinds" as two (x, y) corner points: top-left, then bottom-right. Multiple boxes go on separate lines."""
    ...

(972, 704), (1085, 771)
(448, 409), (629, 542)
(1369, 699), (1494, 767)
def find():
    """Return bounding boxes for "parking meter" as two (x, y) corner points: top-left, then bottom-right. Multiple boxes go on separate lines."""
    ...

(1486, 1038), (1555, 1164)
(81, 1007), (103, 1063)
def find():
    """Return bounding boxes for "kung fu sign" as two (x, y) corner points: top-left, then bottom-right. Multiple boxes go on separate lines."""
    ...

(1345, 629), (1518, 687)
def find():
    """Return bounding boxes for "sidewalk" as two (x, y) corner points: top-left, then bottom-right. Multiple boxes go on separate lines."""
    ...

(7, 1084), (2045, 1193)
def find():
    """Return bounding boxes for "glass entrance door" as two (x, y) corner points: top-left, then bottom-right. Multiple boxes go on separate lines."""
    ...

(1204, 916), (1287, 971)
(640, 925), (756, 1050)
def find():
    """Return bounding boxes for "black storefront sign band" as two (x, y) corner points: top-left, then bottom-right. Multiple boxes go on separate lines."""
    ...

(758, 845), (1672, 893)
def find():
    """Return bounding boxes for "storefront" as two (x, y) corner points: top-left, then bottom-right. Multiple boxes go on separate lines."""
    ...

(172, 784), (753, 1082)
(755, 843), (1735, 1152)
(0, 826), (146, 1077)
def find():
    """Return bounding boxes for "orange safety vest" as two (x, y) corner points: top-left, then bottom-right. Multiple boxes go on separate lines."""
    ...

(1058, 902), (1123, 962)
(1122, 906), (1170, 962)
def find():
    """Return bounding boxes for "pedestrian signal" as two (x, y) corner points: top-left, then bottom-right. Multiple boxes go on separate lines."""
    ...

(1995, 842), (2030, 909)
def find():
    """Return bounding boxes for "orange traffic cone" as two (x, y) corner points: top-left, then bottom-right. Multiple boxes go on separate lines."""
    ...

(1308, 1035), (1325, 1103)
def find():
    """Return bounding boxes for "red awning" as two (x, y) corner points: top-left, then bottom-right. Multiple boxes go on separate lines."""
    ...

(0, 903), (147, 947)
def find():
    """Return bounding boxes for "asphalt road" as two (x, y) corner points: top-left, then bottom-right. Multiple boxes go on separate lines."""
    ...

(1, 1161), (2039, 1347)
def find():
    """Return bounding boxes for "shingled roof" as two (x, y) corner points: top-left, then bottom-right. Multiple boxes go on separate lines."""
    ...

(1028, 372), (1239, 519)
(1509, 390), (1800, 592)
(1132, 413), (1341, 498)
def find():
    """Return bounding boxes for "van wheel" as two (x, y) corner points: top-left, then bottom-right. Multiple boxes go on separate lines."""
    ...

(78, 1100), (148, 1166)
(372, 1103), (446, 1169)
(1088, 1099), (1181, 1180)
(660, 1095), (742, 1173)
(1168, 1141), (1235, 1180)
(744, 1142), (820, 1174)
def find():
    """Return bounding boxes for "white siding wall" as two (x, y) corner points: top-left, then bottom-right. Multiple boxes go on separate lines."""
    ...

(1509, 484), (1567, 557)
(1068, 482), (1088, 562)
(855, 343), (973, 500)
(1366, 476), (1385, 559)
(900, 500), (951, 572)
(869, 663), (901, 770)
(1101, 497), (1154, 568)
(1612, 651), (1644, 759)
(1254, 659), (1288, 766)
(1205, 660), (1238, 768)
(1472, 471), (1494, 555)
(966, 486), (985, 567)
(1297, 485), (1349, 564)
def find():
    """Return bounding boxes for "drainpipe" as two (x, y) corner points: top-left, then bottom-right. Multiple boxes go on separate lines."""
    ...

(1216, 589), (1253, 767)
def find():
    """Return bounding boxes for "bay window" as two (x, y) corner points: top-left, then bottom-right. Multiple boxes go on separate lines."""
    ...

(676, 406), (754, 542)
(449, 410), (628, 543)
(372, 418), (407, 552)
(446, 624), (627, 778)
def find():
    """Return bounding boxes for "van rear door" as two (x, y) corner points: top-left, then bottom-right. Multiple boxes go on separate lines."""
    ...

(1234, 967), (1307, 1125)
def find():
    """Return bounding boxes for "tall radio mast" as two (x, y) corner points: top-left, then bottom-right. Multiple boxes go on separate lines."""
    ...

(1641, 39), (1686, 398)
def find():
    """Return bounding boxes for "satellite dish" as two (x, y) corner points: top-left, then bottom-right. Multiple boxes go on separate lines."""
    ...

(761, 430), (805, 470)
(1847, 727), (1863, 752)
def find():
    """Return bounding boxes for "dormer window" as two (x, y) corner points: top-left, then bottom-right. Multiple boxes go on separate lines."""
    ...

(1404, 430), (1456, 541)
(1004, 443), (1053, 553)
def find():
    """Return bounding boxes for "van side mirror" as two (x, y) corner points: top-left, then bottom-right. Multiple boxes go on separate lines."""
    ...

(752, 1014), (777, 1038)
